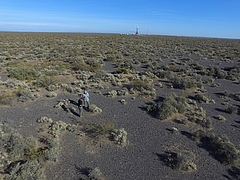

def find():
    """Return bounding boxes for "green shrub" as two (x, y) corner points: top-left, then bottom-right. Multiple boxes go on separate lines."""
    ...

(147, 94), (187, 120)
(8, 67), (38, 81)
(34, 75), (57, 88)
(192, 93), (211, 103)
(128, 79), (152, 91)
(15, 88), (35, 102)
(161, 151), (197, 172)
(207, 67), (227, 79)
(4, 134), (37, 161)
(72, 59), (102, 72)
(0, 125), (59, 179)
(116, 67), (129, 74)
(169, 76), (202, 90)
(5, 160), (46, 180)
(192, 131), (239, 165)
(104, 54), (116, 61)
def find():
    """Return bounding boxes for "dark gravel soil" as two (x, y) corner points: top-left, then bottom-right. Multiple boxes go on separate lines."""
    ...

(1, 78), (239, 180)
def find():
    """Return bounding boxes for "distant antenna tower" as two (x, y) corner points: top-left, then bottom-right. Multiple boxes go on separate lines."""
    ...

(135, 24), (139, 35)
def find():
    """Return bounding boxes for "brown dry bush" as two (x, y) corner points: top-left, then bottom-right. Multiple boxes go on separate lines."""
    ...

(128, 79), (152, 91)
(0, 92), (16, 105)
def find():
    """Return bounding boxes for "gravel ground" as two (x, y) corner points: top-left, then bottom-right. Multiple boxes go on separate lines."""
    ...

(1, 85), (238, 179)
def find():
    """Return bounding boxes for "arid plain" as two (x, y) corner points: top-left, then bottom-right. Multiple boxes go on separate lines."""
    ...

(0, 33), (239, 179)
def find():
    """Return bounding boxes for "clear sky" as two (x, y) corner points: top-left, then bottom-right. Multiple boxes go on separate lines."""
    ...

(0, 0), (240, 39)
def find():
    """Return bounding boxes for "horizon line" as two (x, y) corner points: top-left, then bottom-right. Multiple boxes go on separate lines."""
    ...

(0, 30), (239, 40)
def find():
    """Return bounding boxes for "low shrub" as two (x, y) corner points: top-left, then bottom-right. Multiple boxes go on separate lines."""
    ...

(161, 151), (197, 172)
(88, 167), (103, 180)
(0, 124), (60, 179)
(5, 160), (46, 180)
(34, 75), (57, 88)
(0, 92), (16, 105)
(128, 79), (152, 91)
(80, 167), (104, 180)
(192, 131), (239, 165)
(16, 89), (35, 102)
(85, 122), (115, 139)
(89, 104), (102, 114)
(192, 93), (211, 103)
(72, 59), (102, 72)
(169, 76), (202, 90)
(225, 105), (238, 115)
(185, 105), (212, 129)
(147, 94), (187, 120)
(110, 128), (128, 146)
(8, 67), (38, 81)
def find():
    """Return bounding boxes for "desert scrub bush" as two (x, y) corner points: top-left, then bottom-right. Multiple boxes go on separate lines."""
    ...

(223, 66), (240, 81)
(116, 67), (130, 74)
(80, 167), (104, 180)
(85, 122), (115, 139)
(219, 91), (240, 102)
(147, 94), (188, 120)
(155, 69), (174, 79)
(192, 131), (239, 165)
(104, 54), (117, 61)
(169, 76), (203, 90)
(34, 75), (57, 88)
(15, 88), (36, 102)
(128, 79), (153, 91)
(185, 106), (212, 129)
(72, 59), (102, 72)
(37, 116), (53, 123)
(160, 150), (197, 172)
(5, 160), (46, 180)
(0, 122), (60, 179)
(110, 128), (128, 146)
(0, 92), (16, 105)
(3, 134), (37, 162)
(191, 93), (214, 103)
(216, 115), (226, 121)
(225, 105), (238, 115)
(88, 167), (103, 180)
(89, 104), (102, 114)
(8, 66), (38, 81)
(190, 62), (205, 71)
(48, 121), (75, 137)
(207, 66), (227, 79)
(0, 122), (13, 135)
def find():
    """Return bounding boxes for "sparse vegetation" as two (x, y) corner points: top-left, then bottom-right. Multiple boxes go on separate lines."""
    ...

(0, 32), (239, 179)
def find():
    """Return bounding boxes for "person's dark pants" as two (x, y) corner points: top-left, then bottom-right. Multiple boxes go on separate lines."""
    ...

(78, 106), (83, 117)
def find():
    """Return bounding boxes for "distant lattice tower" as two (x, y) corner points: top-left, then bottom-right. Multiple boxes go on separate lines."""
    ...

(135, 25), (139, 35)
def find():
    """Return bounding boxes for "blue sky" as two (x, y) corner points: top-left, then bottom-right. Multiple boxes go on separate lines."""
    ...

(0, 0), (240, 39)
